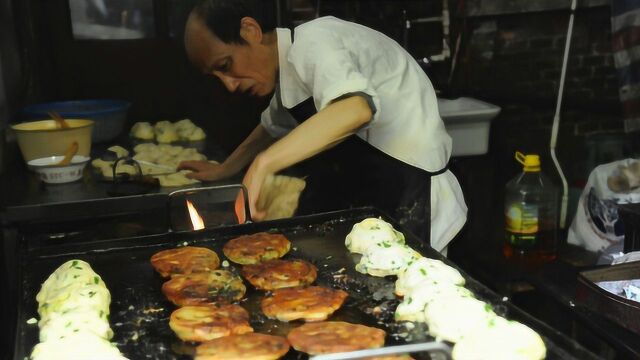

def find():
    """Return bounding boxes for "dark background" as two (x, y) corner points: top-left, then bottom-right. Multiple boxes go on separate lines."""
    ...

(0, 1), (639, 358)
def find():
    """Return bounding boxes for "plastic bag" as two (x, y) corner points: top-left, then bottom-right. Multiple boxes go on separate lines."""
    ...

(568, 158), (640, 252)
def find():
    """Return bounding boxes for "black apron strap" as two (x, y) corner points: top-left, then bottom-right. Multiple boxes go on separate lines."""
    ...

(287, 97), (316, 124)
(425, 161), (450, 176)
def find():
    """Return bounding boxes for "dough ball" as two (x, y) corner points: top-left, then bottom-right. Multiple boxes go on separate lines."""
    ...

(174, 119), (206, 141)
(395, 282), (473, 322)
(186, 127), (206, 141)
(395, 257), (465, 297)
(424, 295), (497, 343)
(130, 122), (155, 140)
(155, 126), (178, 143)
(345, 217), (405, 254)
(155, 120), (173, 129)
(174, 118), (195, 131)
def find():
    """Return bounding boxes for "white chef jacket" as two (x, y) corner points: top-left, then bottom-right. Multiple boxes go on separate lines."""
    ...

(260, 16), (467, 252)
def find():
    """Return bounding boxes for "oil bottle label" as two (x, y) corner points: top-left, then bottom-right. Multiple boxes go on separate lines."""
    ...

(505, 203), (539, 246)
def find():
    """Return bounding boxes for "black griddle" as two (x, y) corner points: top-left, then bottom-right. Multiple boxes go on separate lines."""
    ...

(13, 208), (600, 360)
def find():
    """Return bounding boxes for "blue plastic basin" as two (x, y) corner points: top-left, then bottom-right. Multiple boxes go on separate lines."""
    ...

(23, 99), (131, 143)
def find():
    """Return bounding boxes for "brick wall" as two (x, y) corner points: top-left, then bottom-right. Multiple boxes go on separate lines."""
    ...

(452, 5), (629, 188)
(286, 0), (446, 58)
(456, 5), (620, 121)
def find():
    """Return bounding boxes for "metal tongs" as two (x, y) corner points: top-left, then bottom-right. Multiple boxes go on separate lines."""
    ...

(106, 157), (160, 196)
(310, 342), (452, 360)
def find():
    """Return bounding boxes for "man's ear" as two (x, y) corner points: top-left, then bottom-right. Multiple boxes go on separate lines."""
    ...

(239, 17), (263, 44)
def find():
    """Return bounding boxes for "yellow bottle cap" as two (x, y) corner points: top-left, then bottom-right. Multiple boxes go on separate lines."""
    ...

(515, 151), (541, 172)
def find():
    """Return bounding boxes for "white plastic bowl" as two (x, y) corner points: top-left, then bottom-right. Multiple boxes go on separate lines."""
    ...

(27, 155), (90, 184)
(437, 97), (501, 156)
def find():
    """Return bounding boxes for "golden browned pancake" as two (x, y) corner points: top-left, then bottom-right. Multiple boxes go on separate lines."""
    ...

(151, 246), (220, 278)
(223, 232), (291, 265)
(195, 333), (290, 360)
(241, 259), (317, 290)
(169, 304), (253, 342)
(287, 321), (386, 355)
(162, 270), (246, 306)
(261, 286), (348, 322)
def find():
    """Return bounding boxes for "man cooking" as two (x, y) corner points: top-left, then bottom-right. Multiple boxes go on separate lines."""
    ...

(178, 0), (467, 253)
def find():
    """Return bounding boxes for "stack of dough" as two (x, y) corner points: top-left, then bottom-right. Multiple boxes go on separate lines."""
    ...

(133, 143), (206, 170)
(344, 218), (547, 360)
(130, 122), (154, 141)
(130, 119), (206, 143)
(31, 260), (128, 360)
(91, 144), (210, 187)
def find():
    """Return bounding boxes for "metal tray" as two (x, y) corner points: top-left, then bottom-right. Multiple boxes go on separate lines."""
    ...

(13, 208), (599, 360)
(576, 262), (640, 336)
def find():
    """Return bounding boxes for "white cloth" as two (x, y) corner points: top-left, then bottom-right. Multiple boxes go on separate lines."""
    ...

(260, 17), (467, 251)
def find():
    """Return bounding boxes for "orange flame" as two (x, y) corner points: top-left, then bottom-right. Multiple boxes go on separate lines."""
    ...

(235, 191), (245, 224)
(186, 200), (205, 230)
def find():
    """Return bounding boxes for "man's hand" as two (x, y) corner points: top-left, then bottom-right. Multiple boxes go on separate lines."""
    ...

(177, 161), (230, 181)
(235, 153), (270, 223)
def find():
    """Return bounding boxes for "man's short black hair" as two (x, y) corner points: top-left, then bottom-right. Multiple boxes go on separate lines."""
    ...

(194, 0), (277, 44)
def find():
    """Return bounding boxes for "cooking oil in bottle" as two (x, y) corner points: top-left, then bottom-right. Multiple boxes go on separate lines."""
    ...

(504, 152), (559, 265)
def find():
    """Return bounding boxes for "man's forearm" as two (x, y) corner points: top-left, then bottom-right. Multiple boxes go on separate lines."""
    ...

(255, 95), (372, 175)
(222, 124), (276, 175)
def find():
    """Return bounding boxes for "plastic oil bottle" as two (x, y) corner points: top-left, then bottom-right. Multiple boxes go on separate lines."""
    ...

(504, 152), (559, 265)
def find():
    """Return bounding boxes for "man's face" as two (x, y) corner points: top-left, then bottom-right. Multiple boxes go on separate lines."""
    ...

(184, 14), (276, 97)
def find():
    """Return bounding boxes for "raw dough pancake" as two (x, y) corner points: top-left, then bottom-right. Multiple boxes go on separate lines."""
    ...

(169, 304), (253, 342)
(261, 286), (348, 322)
(162, 270), (246, 306)
(287, 321), (386, 355)
(195, 333), (290, 360)
(241, 259), (317, 290)
(223, 232), (291, 265)
(151, 246), (220, 278)
(257, 174), (306, 221)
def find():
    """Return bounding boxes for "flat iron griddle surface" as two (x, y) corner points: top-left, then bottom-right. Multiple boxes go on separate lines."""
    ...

(15, 208), (598, 360)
